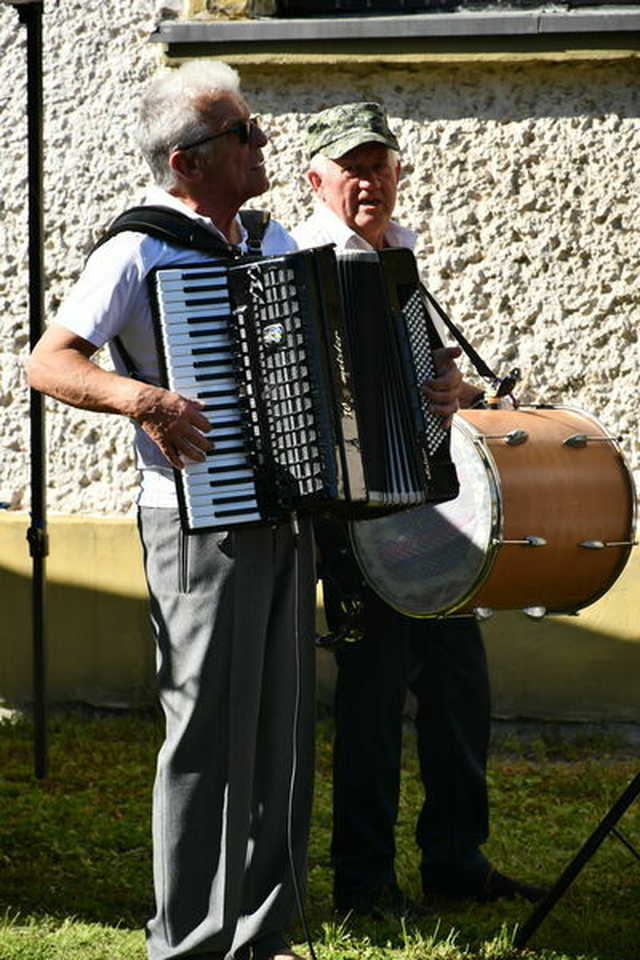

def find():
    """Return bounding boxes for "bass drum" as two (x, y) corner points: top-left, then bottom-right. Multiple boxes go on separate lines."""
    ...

(349, 406), (636, 618)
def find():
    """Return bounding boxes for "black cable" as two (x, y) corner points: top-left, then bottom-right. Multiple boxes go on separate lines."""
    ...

(286, 512), (318, 960)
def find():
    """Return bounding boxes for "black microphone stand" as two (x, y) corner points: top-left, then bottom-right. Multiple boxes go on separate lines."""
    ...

(8, 0), (48, 779)
(515, 771), (640, 948)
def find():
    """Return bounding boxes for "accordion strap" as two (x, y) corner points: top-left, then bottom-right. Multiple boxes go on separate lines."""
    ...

(93, 205), (242, 258)
(91, 205), (270, 377)
(420, 283), (500, 386)
(240, 208), (271, 253)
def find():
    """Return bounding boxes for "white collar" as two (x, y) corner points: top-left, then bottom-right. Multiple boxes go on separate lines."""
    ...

(311, 203), (416, 252)
(144, 186), (249, 247)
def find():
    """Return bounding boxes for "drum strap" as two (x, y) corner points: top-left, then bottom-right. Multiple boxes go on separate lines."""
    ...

(422, 284), (523, 405)
(420, 284), (501, 385)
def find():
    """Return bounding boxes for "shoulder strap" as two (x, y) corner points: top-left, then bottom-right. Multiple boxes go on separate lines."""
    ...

(92, 205), (242, 259)
(92, 205), (272, 377)
(94, 205), (272, 259)
(91, 205), (246, 379)
(239, 208), (271, 254)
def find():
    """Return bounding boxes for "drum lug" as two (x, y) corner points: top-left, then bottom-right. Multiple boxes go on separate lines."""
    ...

(499, 535), (547, 547)
(479, 429), (528, 446)
(523, 606), (547, 619)
(579, 539), (638, 549)
(505, 428), (528, 446)
(474, 607), (494, 621)
(564, 433), (621, 448)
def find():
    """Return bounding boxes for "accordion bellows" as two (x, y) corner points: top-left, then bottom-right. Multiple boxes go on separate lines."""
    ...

(148, 244), (458, 533)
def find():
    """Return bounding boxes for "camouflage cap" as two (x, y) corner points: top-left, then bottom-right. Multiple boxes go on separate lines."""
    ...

(306, 101), (400, 160)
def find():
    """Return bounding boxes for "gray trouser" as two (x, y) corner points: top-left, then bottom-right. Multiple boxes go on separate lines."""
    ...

(138, 508), (316, 960)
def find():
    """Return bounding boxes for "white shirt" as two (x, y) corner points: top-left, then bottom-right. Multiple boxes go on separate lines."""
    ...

(291, 203), (417, 254)
(56, 187), (296, 508)
(291, 203), (447, 341)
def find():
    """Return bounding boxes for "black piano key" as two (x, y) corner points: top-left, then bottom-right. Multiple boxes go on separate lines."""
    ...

(216, 505), (263, 518)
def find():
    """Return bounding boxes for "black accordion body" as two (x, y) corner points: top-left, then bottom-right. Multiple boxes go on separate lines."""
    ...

(148, 245), (458, 533)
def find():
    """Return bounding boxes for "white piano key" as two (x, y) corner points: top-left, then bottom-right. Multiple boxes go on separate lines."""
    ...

(171, 365), (237, 382)
(187, 487), (258, 506)
(204, 411), (243, 425)
(178, 384), (239, 398)
(159, 303), (230, 318)
(185, 472), (248, 493)
(187, 505), (261, 525)
(168, 359), (235, 376)
(206, 425), (243, 439)
(163, 339), (230, 357)
(197, 456), (251, 473)
(162, 316), (230, 333)
(168, 354), (235, 370)
(201, 438), (246, 453)
(168, 373), (238, 389)
(159, 299), (231, 316)
(160, 275), (228, 290)
(175, 357), (237, 375)
(161, 322), (231, 340)
(171, 375), (239, 392)
(184, 468), (250, 485)
(158, 265), (227, 281)
(163, 330), (231, 348)
(187, 465), (252, 485)
(160, 293), (229, 309)
(186, 474), (256, 493)
(184, 450), (253, 479)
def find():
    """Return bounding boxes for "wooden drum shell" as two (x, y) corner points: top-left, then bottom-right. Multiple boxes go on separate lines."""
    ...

(456, 407), (635, 614)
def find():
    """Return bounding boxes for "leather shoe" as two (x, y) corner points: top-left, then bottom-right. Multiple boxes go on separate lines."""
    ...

(478, 868), (546, 903)
(335, 881), (429, 920)
(425, 866), (546, 904)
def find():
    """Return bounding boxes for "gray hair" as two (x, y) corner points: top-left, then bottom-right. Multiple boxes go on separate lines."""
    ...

(308, 153), (331, 177)
(309, 147), (398, 178)
(137, 60), (241, 189)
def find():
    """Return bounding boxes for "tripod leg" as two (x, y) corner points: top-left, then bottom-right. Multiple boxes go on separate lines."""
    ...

(514, 772), (640, 949)
(611, 827), (640, 864)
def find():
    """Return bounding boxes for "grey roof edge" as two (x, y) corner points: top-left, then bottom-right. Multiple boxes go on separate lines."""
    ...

(150, 9), (640, 43)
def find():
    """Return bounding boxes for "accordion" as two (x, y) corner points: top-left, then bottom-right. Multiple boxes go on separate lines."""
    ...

(148, 245), (458, 533)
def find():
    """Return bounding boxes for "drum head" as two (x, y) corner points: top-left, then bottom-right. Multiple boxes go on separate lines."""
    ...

(349, 421), (498, 617)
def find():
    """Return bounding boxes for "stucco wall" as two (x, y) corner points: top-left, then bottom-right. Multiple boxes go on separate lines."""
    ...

(1, 1), (639, 516)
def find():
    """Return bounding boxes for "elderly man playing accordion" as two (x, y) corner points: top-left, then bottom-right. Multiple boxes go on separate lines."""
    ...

(292, 102), (544, 917)
(27, 60), (317, 960)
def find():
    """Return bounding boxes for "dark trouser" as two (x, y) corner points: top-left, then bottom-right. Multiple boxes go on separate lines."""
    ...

(139, 509), (316, 960)
(329, 582), (491, 902)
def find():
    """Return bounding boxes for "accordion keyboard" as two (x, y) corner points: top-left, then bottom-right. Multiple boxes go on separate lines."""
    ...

(152, 263), (263, 530)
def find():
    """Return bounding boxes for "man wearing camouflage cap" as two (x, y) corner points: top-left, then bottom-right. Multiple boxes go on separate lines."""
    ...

(292, 102), (545, 916)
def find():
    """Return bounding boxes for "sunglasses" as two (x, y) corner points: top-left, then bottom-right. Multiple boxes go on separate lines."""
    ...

(177, 117), (261, 152)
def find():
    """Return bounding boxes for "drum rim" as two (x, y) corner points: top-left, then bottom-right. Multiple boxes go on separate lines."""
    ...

(442, 411), (503, 616)
(349, 412), (504, 619)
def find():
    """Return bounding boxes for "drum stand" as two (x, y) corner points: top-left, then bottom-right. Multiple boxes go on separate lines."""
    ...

(514, 770), (640, 948)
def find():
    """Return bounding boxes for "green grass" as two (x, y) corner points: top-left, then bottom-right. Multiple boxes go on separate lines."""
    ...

(0, 708), (639, 960)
